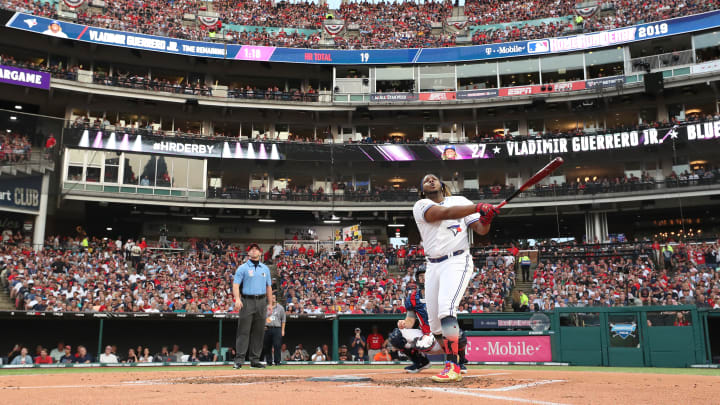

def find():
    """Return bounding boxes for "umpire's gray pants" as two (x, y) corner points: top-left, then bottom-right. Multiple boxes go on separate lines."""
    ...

(235, 296), (267, 363)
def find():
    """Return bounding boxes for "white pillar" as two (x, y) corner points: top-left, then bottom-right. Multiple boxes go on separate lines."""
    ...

(32, 174), (50, 251)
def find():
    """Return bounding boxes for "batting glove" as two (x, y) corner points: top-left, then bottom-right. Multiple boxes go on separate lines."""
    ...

(476, 203), (499, 225)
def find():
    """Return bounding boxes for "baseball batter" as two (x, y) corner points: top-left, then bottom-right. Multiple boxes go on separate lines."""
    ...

(412, 174), (499, 382)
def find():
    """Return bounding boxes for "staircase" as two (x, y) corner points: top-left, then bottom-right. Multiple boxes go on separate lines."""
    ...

(452, 6), (465, 17)
(0, 288), (15, 310)
(504, 275), (534, 312)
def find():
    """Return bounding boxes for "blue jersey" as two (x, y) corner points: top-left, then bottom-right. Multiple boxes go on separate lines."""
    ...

(405, 288), (431, 334)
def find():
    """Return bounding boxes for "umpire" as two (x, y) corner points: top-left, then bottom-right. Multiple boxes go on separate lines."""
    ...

(262, 293), (286, 366)
(233, 243), (272, 369)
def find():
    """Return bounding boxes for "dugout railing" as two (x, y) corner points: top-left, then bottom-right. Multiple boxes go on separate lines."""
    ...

(0, 306), (716, 368)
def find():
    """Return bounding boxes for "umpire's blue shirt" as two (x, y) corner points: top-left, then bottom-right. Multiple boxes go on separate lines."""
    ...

(234, 260), (271, 295)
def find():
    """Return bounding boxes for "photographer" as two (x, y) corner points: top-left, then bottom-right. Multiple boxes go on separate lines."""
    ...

(290, 345), (305, 361)
(349, 327), (366, 358)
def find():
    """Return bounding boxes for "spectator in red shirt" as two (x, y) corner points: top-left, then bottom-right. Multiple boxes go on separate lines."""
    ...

(673, 312), (689, 327)
(34, 349), (54, 364)
(45, 133), (56, 157)
(397, 245), (407, 267)
(366, 325), (385, 360)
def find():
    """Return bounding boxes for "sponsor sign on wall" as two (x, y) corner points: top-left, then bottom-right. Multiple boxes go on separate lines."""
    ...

(0, 176), (43, 213)
(456, 89), (499, 99)
(499, 81), (586, 97)
(418, 92), (456, 101)
(585, 76), (625, 89)
(0, 64), (51, 90)
(68, 120), (720, 161)
(466, 336), (552, 362)
(369, 93), (418, 102)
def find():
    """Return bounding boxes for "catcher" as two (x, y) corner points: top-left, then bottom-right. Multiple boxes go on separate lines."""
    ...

(389, 266), (468, 374)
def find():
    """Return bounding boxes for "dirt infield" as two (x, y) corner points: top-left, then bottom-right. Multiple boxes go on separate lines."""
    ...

(1, 366), (718, 405)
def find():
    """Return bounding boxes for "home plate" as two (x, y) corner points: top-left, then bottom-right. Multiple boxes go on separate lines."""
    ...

(307, 375), (372, 382)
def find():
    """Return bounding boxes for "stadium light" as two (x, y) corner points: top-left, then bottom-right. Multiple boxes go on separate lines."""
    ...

(192, 217), (210, 221)
(106, 227), (113, 231)
(14, 105), (22, 110)
(323, 220), (340, 224)
(258, 218), (276, 223)
(9, 116), (17, 121)
(387, 224), (405, 227)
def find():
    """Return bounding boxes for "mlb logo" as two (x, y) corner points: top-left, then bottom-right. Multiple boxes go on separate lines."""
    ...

(528, 40), (549, 53)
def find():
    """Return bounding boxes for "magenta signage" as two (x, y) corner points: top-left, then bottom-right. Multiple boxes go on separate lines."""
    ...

(233, 46), (276, 61)
(0, 64), (51, 90)
(466, 336), (552, 362)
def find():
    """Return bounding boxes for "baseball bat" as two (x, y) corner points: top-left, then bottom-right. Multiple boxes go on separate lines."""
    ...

(495, 157), (564, 210)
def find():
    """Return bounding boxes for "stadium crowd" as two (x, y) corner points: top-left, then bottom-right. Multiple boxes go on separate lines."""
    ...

(2, 0), (718, 48)
(519, 239), (720, 311)
(0, 233), (514, 315)
(2, 232), (717, 316)
(0, 132), (33, 163)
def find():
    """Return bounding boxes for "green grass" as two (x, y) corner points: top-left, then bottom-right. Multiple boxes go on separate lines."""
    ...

(1, 364), (719, 376)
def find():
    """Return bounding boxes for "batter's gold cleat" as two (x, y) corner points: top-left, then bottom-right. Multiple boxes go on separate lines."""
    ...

(431, 361), (463, 383)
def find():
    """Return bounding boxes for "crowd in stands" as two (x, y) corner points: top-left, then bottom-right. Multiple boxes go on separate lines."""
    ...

(0, 53), (77, 81)
(334, 1), (454, 49)
(0, 132), (33, 163)
(516, 239), (720, 311)
(208, 164), (720, 204)
(93, 72), (213, 96)
(4, 337), (397, 364)
(467, 0), (719, 45)
(1, 233), (719, 318)
(3, 0), (718, 49)
(228, 85), (318, 102)
(4, 341), (239, 364)
(0, 232), (513, 315)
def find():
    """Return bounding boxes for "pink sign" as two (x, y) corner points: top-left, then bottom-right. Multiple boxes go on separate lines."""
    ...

(466, 336), (552, 362)
(233, 45), (276, 61)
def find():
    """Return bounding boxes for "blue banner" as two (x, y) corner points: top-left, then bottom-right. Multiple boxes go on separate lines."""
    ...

(0, 176), (42, 213)
(6, 13), (226, 58)
(6, 10), (720, 64)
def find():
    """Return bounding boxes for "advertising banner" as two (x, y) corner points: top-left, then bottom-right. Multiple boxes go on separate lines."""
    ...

(585, 76), (625, 89)
(369, 93), (418, 102)
(0, 176), (43, 213)
(0, 64), (51, 90)
(6, 13), (226, 58)
(418, 92), (456, 101)
(499, 81), (586, 97)
(473, 318), (532, 329)
(456, 89), (499, 99)
(7, 11), (720, 64)
(466, 336), (552, 362)
(73, 130), (285, 160)
(67, 120), (720, 161)
(691, 60), (720, 74)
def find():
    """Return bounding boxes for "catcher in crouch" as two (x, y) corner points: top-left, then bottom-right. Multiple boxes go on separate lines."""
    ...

(410, 174), (499, 382)
(389, 266), (469, 374)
